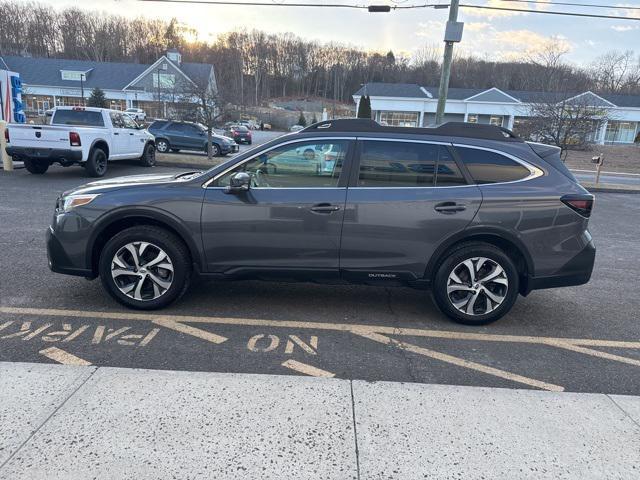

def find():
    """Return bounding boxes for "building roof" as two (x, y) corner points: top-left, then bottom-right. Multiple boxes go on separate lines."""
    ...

(0, 55), (213, 91)
(354, 82), (640, 108)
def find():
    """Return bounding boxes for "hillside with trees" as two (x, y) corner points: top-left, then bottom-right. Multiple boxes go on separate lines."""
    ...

(1, 1), (639, 108)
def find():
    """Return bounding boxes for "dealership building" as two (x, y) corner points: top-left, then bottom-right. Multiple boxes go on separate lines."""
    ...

(0, 50), (215, 119)
(353, 83), (640, 145)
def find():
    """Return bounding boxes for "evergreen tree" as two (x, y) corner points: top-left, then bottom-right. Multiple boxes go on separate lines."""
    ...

(297, 111), (307, 126)
(357, 95), (372, 119)
(311, 114), (318, 124)
(87, 88), (107, 108)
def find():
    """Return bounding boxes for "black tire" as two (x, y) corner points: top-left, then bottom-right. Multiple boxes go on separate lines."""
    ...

(432, 242), (519, 326)
(247, 140), (252, 145)
(23, 158), (49, 174)
(85, 148), (108, 177)
(156, 139), (170, 153)
(98, 226), (191, 310)
(140, 143), (156, 167)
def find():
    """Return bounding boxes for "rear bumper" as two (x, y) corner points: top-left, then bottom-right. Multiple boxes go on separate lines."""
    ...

(524, 240), (595, 294)
(7, 146), (82, 163)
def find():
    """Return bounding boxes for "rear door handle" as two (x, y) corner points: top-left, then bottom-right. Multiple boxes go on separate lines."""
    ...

(434, 202), (467, 214)
(310, 203), (341, 214)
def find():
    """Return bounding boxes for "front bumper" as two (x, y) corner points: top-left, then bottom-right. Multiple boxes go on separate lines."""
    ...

(222, 143), (240, 154)
(525, 240), (595, 293)
(46, 226), (94, 278)
(7, 146), (82, 163)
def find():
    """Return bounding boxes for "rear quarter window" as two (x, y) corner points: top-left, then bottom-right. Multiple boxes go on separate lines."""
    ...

(455, 146), (532, 184)
(51, 110), (104, 127)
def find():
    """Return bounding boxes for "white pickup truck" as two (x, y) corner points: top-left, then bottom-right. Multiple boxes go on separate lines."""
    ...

(5, 106), (156, 177)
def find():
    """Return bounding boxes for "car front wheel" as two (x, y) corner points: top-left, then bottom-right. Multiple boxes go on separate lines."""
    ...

(432, 242), (519, 325)
(98, 226), (191, 310)
(139, 143), (156, 167)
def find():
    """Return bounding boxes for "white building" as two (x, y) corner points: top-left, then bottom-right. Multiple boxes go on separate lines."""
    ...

(0, 49), (216, 119)
(353, 83), (640, 145)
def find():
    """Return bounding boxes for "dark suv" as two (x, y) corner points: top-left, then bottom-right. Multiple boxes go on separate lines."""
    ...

(46, 119), (595, 325)
(148, 120), (238, 156)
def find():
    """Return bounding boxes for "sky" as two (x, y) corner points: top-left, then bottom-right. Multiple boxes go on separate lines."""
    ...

(15, 0), (640, 65)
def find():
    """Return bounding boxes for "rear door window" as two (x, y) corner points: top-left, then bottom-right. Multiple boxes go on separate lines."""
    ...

(455, 146), (532, 184)
(357, 140), (466, 187)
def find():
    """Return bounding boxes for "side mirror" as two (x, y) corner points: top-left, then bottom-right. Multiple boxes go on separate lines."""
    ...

(224, 172), (251, 194)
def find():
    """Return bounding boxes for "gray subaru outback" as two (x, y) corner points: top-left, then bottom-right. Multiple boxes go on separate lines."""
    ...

(47, 119), (595, 325)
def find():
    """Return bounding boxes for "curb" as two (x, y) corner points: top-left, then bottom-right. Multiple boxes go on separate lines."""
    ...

(581, 183), (640, 194)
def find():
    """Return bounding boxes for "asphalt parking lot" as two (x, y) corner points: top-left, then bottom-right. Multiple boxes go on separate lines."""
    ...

(1, 163), (640, 395)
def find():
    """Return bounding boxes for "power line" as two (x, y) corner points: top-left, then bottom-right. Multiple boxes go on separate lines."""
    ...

(458, 3), (640, 19)
(136, 0), (640, 19)
(496, 0), (640, 10)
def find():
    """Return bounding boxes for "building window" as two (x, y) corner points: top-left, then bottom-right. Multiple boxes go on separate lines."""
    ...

(489, 116), (504, 126)
(153, 72), (176, 89)
(378, 111), (420, 127)
(605, 121), (638, 143)
(467, 115), (478, 123)
(60, 70), (88, 81)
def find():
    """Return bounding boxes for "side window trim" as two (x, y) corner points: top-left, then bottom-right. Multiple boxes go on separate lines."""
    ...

(451, 144), (545, 185)
(349, 137), (472, 189)
(202, 137), (357, 189)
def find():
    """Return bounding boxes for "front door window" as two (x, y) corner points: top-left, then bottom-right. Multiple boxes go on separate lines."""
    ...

(215, 140), (349, 188)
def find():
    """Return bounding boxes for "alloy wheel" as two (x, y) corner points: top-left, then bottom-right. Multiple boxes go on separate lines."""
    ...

(110, 242), (174, 301)
(446, 257), (509, 316)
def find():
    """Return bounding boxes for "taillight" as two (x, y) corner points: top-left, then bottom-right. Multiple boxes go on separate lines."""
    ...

(561, 194), (594, 218)
(4, 128), (9, 143)
(69, 131), (81, 147)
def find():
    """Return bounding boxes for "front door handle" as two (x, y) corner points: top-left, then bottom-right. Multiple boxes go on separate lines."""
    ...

(310, 203), (341, 214)
(434, 202), (467, 214)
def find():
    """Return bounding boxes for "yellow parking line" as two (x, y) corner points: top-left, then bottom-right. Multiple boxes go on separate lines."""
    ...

(549, 341), (640, 367)
(1, 306), (639, 349)
(153, 317), (228, 344)
(39, 346), (92, 366)
(281, 359), (335, 378)
(355, 331), (565, 392)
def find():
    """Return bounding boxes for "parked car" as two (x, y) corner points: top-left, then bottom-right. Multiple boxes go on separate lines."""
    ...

(45, 119), (595, 325)
(5, 106), (156, 177)
(225, 125), (252, 144)
(148, 120), (238, 156)
(124, 108), (146, 122)
(289, 125), (304, 132)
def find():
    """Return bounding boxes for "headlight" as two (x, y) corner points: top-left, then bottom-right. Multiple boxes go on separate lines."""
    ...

(60, 194), (100, 212)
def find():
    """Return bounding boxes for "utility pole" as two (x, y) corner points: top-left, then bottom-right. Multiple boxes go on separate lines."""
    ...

(435, 0), (463, 125)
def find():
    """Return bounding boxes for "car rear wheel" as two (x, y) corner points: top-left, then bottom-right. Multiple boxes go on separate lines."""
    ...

(99, 226), (191, 310)
(139, 143), (156, 167)
(156, 139), (170, 153)
(432, 242), (519, 325)
(23, 158), (49, 174)
(85, 148), (107, 177)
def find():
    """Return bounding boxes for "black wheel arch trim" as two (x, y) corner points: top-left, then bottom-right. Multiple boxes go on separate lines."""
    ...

(86, 206), (203, 275)
(424, 225), (535, 282)
(89, 138), (110, 157)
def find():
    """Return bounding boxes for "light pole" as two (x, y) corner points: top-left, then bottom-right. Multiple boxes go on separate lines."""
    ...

(435, 1), (463, 125)
(80, 73), (86, 106)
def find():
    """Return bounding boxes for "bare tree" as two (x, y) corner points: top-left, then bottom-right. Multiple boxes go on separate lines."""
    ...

(520, 94), (610, 158)
(180, 80), (226, 160)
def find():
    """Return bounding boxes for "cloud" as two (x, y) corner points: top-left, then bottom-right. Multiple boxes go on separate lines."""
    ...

(611, 25), (637, 31)
(610, 4), (640, 20)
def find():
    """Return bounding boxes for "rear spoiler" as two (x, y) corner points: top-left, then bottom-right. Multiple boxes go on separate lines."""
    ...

(527, 142), (561, 159)
(526, 142), (577, 182)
